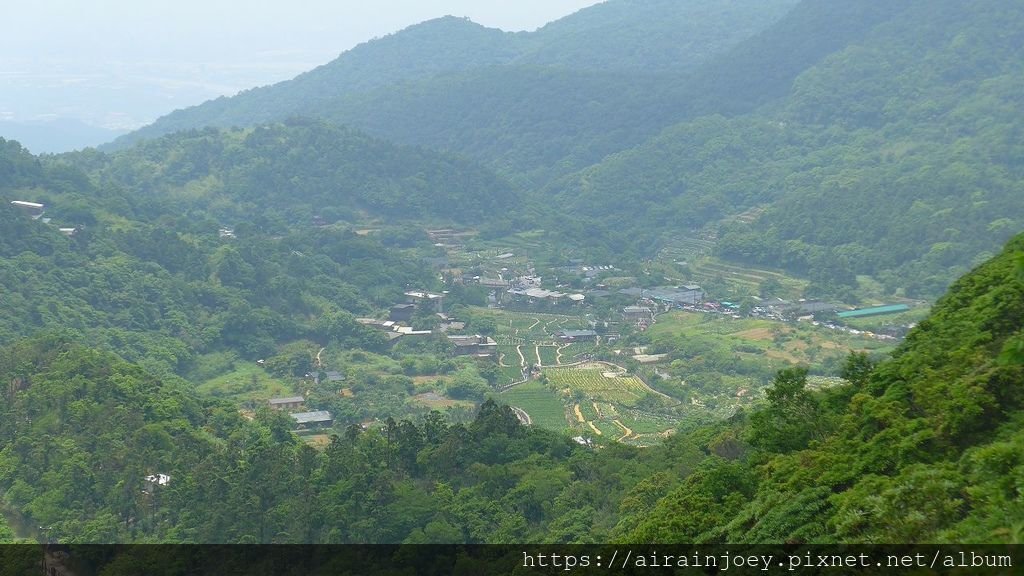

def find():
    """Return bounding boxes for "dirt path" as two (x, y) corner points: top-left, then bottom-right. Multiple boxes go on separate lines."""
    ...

(555, 344), (570, 365)
(613, 419), (634, 441)
(573, 404), (585, 423)
(588, 422), (603, 435)
(315, 347), (326, 368)
(498, 352), (509, 367)
(592, 402), (603, 419)
(527, 318), (540, 331)
(516, 345), (527, 369)
(510, 406), (532, 426)
(535, 345), (543, 366)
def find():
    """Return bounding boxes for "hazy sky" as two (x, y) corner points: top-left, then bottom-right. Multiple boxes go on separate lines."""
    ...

(4, 1), (603, 61)
(0, 0), (603, 131)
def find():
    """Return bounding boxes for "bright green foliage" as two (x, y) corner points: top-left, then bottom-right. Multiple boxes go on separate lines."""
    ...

(747, 367), (824, 453)
(630, 233), (1024, 543)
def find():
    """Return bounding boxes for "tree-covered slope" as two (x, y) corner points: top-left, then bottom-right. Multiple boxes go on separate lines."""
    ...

(111, 16), (523, 148)
(546, 0), (1024, 298)
(1, 135), (447, 377)
(81, 120), (517, 224)
(0, 332), (706, 543)
(726, 0), (1024, 297)
(109, 0), (797, 156)
(626, 232), (1024, 543)
(517, 0), (797, 73)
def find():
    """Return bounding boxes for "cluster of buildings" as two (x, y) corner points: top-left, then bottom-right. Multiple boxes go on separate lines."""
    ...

(356, 290), (498, 358)
(474, 274), (588, 308)
(266, 395), (335, 430)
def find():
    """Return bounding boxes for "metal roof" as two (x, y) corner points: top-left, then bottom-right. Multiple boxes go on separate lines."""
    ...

(268, 396), (304, 405)
(291, 410), (333, 424)
(837, 304), (910, 319)
(560, 330), (598, 338)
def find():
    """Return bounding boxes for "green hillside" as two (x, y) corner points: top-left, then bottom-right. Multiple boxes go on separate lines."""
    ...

(82, 120), (517, 224)
(626, 232), (1024, 543)
(545, 0), (1024, 298)
(0, 133), (482, 378)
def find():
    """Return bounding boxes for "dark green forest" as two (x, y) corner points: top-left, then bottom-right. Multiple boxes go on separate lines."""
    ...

(1, 0), (1023, 546)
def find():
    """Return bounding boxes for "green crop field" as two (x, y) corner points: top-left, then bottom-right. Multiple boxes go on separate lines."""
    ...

(647, 311), (897, 369)
(499, 380), (569, 431)
(543, 363), (658, 406)
(538, 345), (558, 366)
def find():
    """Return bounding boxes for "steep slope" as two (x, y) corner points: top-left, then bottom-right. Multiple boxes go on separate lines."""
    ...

(626, 232), (1024, 543)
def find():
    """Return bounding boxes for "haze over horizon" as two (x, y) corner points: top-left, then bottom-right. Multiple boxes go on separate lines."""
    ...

(0, 0), (602, 152)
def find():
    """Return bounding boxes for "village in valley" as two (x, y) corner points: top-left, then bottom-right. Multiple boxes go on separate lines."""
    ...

(234, 223), (921, 448)
(5, 199), (921, 448)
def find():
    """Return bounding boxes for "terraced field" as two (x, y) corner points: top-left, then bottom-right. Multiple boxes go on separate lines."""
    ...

(499, 380), (568, 430)
(544, 363), (654, 406)
(658, 236), (715, 262)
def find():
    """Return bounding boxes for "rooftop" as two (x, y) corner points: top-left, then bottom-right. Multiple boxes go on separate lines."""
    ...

(559, 329), (598, 338)
(837, 304), (910, 319)
(292, 410), (333, 424)
(268, 396), (304, 405)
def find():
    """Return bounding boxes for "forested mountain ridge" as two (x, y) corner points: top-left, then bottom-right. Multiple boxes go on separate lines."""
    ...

(626, 232), (1024, 543)
(108, 0), (799, 163)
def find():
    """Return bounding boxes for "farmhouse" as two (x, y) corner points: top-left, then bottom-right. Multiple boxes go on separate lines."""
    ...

(622, 306), (654, 321)
(10, 200), (45, 219)
(478, 277), (510, 289)
(620, 285), (704, 306)
(291, 410), (333, 430)
(389, 303), (416, 322)
(556, 329), (598, 342)
(143, 473), (172, 494)
(268, 396), (305, 410)
(447, 334), (498, 358)
(323, 371), (346, 383)
(405, 290), (445, 313)
(509, 287), (566, 301)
